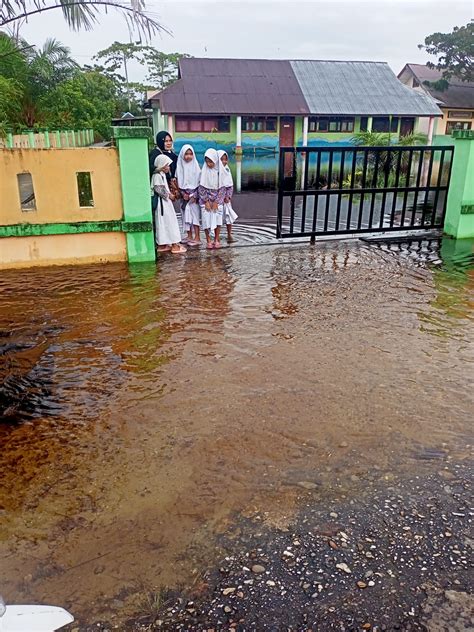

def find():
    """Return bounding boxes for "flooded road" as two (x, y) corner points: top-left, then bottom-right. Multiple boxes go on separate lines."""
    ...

(0, 237), (473, 628)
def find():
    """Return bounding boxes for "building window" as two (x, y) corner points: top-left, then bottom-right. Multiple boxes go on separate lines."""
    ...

(76, 172), (94, 207)
(412, 79), (420, 88)
(372, 117), (399, 133)
(447, 110), (472, 119)
(17, 173), (36, 211)
(309, 117), (354, 133)
(242, 117), (277, 132)
(446, 120), (472, 134)
(175, 116), (230, 133)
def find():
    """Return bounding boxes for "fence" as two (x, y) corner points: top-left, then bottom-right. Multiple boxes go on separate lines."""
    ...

(0, 129), (95, 150)
(277, 144), (455, 239)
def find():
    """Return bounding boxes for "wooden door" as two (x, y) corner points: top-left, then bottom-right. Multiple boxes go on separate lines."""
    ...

(279, 117), (295, 147)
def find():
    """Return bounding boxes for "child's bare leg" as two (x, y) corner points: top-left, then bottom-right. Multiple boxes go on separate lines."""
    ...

(186, 229), (193, 241)
(214, 226), (221, 244)
(226, 223), (234, 241)
(204, 229), (212, 244)
(193, 225), (200, 241)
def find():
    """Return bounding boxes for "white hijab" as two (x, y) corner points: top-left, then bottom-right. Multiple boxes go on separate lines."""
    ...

(176, 144), (201, 189)
(151, 154), (173, 188)
(217, 150), (233, 187)
(199, 148), (220, 189)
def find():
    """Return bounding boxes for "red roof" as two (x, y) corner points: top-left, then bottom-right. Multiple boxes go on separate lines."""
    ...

(152, 58), (309, 115)
(400, 64), (474, 110)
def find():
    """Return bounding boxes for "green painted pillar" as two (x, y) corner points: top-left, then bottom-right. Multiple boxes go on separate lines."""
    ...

(27, 130), (35, 148)
(53, 130), (61, 148)
(114, 126), (155, 263)
(6, 132), (13, 148)
(44, 130), (50, 149)
(367, 117), (373, 133)
(443, 130), (474, 239)
(63, 130), (69, 148)
(71, 130), (76, 147)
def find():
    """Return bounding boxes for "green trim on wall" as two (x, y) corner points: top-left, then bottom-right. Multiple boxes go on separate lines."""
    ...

(0, 220), (152, 238)
(112, 126), (153, 139)
(460, 203), (474, 215)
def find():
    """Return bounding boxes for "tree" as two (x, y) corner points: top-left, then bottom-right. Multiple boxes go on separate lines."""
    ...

(418, 21), (473, 90)
(40, 70), (121, 138)
(0, 33), (79, 127)
(0, 0), (165, 41)
(145, 51), (190, 90)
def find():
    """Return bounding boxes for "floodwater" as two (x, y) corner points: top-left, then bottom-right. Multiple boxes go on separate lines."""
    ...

(0, 160), (473, 626)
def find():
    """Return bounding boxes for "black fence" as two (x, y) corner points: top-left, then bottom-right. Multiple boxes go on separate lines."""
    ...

(277, 144), (454, 239)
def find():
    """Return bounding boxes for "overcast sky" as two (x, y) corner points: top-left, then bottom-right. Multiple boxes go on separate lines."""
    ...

(17, 0), (472, 83)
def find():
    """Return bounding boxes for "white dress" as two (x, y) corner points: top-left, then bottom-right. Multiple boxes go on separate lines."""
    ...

(223, 201), (238, 225)
(201, 201), (223, 231)
(151, 172), (182, 245)
(183, 200), (201, 229)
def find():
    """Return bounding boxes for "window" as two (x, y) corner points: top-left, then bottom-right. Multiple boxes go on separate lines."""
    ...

(175, 116), (230, 133)
(372, 117), (399, 133)
(447, 110), (472, 119)
(413, 79), (420, 88)
(446, 120), (472, 134)
(308, 117), (354, 133)
(360, 117), (368, 132)
(76, 172), (94, 207)
(242, 117), (277, 132)
(17, 173), (36, 211)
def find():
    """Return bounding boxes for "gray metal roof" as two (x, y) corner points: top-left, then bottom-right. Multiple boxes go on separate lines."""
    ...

(150, 58), (442, 117)
(291, 60), (441, 116)
(156, 58), (309, 115)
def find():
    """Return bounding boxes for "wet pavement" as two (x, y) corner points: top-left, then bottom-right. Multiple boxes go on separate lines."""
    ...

(0, 233), (473, 630)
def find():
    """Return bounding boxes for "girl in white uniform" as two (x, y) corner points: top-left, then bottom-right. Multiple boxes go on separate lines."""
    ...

(198, 148), (225, 249)
(217, 150), (238, 242)
(176, 144), (201, 246)
(151, 155), (187, 254)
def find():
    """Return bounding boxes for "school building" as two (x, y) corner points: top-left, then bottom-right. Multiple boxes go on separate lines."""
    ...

(147, 58), (442, 153)
(397, 63), (474, 137)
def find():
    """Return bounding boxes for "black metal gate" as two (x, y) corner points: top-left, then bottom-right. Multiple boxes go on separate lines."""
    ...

(277, 144), (454, 239)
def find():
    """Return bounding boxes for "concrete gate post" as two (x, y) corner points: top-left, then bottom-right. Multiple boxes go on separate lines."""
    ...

(443, 130), (474, 240)
(114, 126), (156, 263)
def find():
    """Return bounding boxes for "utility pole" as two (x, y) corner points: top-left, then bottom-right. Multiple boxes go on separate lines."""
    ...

(122, 50), (132, 111)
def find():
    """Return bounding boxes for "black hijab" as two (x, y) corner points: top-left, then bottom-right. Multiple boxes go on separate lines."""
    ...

(149, 131), (178, 179)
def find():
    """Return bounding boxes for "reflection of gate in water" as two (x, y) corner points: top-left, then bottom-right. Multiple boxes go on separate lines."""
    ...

(277, 145), (455, 239)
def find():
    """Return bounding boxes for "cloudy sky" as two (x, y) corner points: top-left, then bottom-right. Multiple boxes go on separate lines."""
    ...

(17, 0), (472, 82)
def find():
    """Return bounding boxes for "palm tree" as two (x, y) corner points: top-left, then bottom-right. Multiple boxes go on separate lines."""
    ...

(0, 0), (166, 40)
(0, 33), (79, 127)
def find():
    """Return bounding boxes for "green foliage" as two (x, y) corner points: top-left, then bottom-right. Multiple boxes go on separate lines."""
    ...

(0, 1), (165, 41)
(40, 71), (119, 138)
(419, 21), (473, 88)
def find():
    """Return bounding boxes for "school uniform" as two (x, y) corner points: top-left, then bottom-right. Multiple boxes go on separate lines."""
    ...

(176, 144), (201, 230)
(218, 150), (239, 225)
(151, 167), (181, 246)
(198, 148), (225, 232)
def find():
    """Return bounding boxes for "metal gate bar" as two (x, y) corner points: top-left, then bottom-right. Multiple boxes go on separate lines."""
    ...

(277, 144), (454, 239)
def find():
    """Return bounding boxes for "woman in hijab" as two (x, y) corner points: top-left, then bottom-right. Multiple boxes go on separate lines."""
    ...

(198, 148), (225, 249)
(151, 154), (186, 254)
(149, 131), (179, 194)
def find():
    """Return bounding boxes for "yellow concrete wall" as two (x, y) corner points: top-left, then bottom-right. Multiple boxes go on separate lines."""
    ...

(0, 148), (123, 225)
(0, 232), (127, 269)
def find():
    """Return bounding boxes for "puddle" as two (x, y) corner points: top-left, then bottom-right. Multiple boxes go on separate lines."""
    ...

(0, 235), (472, 625)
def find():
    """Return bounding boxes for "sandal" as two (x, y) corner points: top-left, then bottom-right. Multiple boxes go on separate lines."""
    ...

(206, 242), (214, 250)
(157, 245), (171, 252)
(171, 245), (187, 254)
(213, 241), (222, 249)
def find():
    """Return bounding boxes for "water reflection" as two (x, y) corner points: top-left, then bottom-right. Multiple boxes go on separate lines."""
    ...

(0, 239), (472, 626)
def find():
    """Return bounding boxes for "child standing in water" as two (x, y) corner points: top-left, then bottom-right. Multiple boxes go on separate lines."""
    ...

(198, 148), (225, 249)
(176, 144), (201, 246)
(151, 155), (186, 254)
(218, 150), (238, 242)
